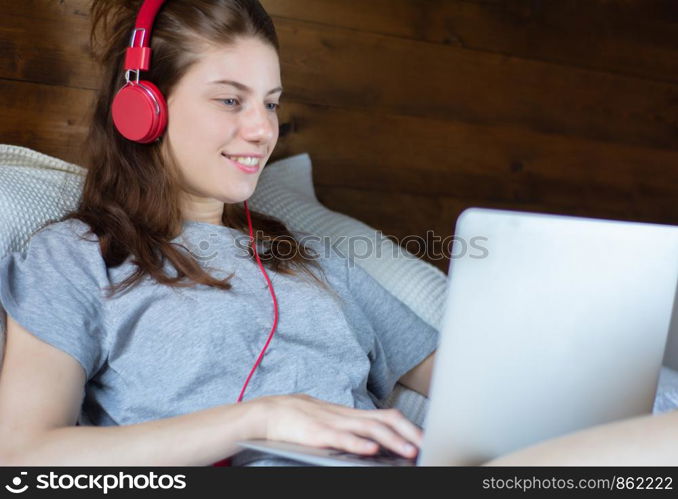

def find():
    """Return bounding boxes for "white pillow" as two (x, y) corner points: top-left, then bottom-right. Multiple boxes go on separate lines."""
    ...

(0, 145), (443, 424)
(0, 145), (86, 257)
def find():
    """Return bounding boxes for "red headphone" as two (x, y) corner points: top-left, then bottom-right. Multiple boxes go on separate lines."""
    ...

(111, 0), (168, 143)
(112, 0), (280, 466)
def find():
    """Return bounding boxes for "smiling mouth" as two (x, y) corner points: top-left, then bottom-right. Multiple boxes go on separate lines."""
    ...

(221, 153), (261, 174)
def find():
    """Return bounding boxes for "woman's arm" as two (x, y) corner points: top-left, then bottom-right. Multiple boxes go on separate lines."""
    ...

(5, 402), (263, 466)
(484, 410), (678, 466)
(0, 314), (264, 466)
(1, 314), (424, 466)
(399, 351), (436, 398)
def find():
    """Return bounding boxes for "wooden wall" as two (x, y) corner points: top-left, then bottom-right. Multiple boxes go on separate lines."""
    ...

(1, 0), (677, 274)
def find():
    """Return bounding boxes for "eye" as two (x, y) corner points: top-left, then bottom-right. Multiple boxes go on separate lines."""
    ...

(217, 99), (280, 112)
(219, 98), (240, 107)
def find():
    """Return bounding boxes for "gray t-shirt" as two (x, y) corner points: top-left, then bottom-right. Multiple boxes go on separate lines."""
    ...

(0, 218), (439, 466)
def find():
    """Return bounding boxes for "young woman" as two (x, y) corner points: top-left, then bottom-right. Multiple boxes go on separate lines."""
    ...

(1, 0), (675, 468)
(0, 0), (437, 466)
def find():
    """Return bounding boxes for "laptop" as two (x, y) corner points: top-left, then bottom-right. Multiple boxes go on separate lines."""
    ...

(237, 208), (678, 466)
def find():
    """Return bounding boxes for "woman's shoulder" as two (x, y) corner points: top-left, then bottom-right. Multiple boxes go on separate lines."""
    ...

(0, 217), (110, 314)
(31, 217), (100, 246)
(23, 218), (109, 284)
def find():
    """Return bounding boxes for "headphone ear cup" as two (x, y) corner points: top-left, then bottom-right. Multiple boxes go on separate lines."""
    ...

(112, 80), (168, 143)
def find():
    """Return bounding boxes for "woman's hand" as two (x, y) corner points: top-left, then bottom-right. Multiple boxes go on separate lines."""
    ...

(252, 394), (422, 458)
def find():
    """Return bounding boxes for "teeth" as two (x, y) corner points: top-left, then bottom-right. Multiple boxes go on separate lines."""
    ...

(227, 155), (259, 166)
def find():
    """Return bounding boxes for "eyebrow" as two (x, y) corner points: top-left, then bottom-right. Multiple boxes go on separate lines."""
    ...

(209, 80), (283, 96)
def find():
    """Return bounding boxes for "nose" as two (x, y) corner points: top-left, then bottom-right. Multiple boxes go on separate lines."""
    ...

(239, 102), (277, 143)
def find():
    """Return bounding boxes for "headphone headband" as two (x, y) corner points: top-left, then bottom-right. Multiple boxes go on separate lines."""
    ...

(124, 0), (167, 72)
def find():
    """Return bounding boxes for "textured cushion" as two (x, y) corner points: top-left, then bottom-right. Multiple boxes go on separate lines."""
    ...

(0, 145), (444, 425)
(0, 145), (86, 256)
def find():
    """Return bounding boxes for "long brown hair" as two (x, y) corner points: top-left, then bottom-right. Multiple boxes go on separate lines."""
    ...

(55, 0), (329, 299)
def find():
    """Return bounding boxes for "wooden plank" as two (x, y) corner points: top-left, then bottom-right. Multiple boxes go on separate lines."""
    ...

(313, 185), (673, 274)
(0, 0), (95, 88)
(442, 0), (678, 83)
(0, 79), (94, 166)
(272, 102), (678, 223)
(273, 18), (678, 151)
(1, 0), (90, 20)
(3, 1), (677, 151)
(262, 0), (678, 83)
(315, 185), (669, 241)
(8, 0), (676, 86)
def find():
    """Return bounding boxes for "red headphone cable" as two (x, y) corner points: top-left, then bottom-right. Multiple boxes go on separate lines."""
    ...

(213, 200), (279, 466)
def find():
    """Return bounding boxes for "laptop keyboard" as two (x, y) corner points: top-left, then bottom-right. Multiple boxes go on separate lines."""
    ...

(327, 447), (417, 466)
